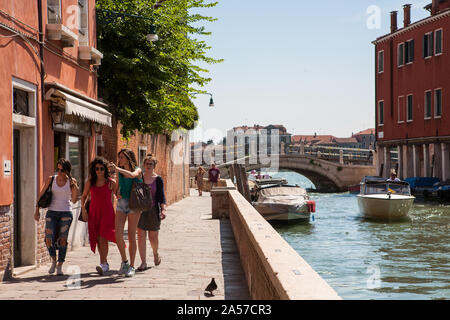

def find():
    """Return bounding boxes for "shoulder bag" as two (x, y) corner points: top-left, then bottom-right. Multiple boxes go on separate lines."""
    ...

(129, 174), (153, 212)
(37, 176), (55, 208)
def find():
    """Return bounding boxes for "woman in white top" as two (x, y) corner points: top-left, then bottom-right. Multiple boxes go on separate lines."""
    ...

(34, 158), (79, 275)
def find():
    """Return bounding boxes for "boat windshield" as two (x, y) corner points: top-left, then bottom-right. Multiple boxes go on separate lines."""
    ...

(363, 182), (411, 195)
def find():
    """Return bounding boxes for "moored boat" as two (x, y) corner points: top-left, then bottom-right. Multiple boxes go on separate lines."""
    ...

(357, 176), (415, 221)
(252, 182), (316, 222)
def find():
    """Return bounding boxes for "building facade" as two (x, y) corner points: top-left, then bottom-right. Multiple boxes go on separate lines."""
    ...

(373, 0), (450, 180)
(0, 0), (110, 277)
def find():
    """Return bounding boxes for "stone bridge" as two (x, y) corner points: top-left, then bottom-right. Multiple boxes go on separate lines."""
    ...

(191, 154), (377, 193)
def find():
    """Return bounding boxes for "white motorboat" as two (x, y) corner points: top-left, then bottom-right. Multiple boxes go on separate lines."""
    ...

(356, 176), (415, 220)
(252, 183), (316, 222)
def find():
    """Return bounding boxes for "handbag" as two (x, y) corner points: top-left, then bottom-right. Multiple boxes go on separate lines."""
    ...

(129, 175), (153, 212)
(37, 176), (54, 208)
(78, 199), (90, 222)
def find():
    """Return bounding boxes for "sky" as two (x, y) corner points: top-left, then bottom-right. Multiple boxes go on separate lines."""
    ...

(189, 0), (431, 143)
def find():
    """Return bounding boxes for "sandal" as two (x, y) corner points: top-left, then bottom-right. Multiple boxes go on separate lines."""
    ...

(154, 255), (161, 266)
(137, 263), (148, 271)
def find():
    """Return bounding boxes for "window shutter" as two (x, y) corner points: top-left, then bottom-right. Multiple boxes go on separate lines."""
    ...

(423, 34), (427, 58)
(410, 39), (414, 62)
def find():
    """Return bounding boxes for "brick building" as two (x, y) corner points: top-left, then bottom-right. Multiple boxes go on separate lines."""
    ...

(0, 0), (112, 278)
(373, 0), (450, 180)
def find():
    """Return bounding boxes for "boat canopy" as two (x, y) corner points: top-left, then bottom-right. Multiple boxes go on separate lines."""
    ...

(258, 186), (308, 197)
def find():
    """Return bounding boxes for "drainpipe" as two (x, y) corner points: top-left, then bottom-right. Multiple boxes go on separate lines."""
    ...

(37, 0), (44, 191)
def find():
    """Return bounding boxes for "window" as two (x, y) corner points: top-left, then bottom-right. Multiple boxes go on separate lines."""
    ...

(78, 0), (89, 45)
(425, 91), (432, 119)
(435, 89), (442, 117)
(13, 88), (30, 116)
(47, 0), (61, 24)
(378, 101), (384, 126)
(378, 51), (384, 73)
(405, 39), (414, 63)
(435, 29), (443, 55)
(407, 95), (413, 121)
(398, 43), (405, 67)
(423, 32), (434, 58)
(398, 96), (405, 123)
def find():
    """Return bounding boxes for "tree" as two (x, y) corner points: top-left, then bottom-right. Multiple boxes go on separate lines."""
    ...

(96, 0), (222, 138)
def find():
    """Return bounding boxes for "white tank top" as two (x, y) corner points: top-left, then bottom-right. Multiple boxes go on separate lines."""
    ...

(48, 176), (72, 212)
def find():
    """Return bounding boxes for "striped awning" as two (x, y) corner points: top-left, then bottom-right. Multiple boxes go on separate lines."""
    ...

(45, 85), (112, 127)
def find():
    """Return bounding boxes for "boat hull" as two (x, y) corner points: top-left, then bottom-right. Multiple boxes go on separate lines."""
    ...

(253, 202), (311, 222)
(357, 194), (415, 220)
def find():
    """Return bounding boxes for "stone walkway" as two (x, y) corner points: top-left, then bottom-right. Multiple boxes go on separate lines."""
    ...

(0, 189), (250, 300)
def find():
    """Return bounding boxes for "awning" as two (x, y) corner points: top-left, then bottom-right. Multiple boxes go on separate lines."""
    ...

(45, 85), (112, 127)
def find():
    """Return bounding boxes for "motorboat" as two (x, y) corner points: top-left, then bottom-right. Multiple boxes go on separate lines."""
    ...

(356, 176), (415, 220)
(252, 181), (316, 222)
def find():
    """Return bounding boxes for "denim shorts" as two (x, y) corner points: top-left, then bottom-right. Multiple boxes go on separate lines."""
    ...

(116, 198), (136, 214)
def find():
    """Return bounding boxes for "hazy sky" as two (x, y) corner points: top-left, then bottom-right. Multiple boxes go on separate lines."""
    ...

(189, 0), (431, 143)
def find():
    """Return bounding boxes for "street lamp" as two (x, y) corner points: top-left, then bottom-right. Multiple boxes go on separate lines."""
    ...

(146, 25), (158, 42)
(49, 104), (65, 125)
(192, 92), (215, 108)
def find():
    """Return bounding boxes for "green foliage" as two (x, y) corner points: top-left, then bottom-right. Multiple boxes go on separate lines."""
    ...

(96, 0), (223, 138)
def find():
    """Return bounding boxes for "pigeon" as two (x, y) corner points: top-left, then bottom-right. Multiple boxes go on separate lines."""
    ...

(204, 278), (218, 296)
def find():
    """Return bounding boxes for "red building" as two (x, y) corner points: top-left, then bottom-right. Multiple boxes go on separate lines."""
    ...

(0, 0), (110, 277)
(373, 0), (450, 181)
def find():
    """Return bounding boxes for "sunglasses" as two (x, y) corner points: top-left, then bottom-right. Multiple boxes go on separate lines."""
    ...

(56, 168), (65, 173)
(95, 167), (105, 172)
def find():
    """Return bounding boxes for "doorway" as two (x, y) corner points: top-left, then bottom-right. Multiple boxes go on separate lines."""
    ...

(13, 130), (21, 267)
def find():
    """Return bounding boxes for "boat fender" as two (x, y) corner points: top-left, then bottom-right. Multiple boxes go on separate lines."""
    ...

(306, 200), (316, 213)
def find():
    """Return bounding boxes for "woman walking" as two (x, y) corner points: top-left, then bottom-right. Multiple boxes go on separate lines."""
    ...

(81, 157), (117, 275)
(110, 149), (143, 277)
(34, 158), (79, 275)
(195, 166), (206, 196)
(137, 155), (167, 271)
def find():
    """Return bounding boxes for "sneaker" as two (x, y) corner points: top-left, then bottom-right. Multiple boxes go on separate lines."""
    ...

(96, 263), (109, 275)
(118, 261), (130, 276)
(56, 264), (64, 276)
(48, 261), (57, 274)
(125, 266), (135, 277)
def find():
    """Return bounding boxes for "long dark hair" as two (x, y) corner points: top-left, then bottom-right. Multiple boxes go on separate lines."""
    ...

(56, 158), (72, 181)
(89, 157), (110, 186)
(118, 148), (137, 170)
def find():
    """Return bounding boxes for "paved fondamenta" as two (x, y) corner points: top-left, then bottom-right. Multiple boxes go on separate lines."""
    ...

(0, 189), (250, 300)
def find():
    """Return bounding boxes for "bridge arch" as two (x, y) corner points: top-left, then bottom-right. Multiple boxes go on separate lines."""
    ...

(215, 154), (376, 193)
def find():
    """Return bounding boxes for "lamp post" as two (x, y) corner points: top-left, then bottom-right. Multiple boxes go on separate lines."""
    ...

(191, 92), (215, 108)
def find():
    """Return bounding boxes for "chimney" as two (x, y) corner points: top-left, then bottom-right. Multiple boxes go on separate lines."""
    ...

(432, 0), (439, 15)
(403, 4), (411, 27)
(390, 11), (398, 33)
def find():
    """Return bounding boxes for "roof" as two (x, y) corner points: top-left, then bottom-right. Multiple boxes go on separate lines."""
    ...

(372, 4), (450, 45)
(354, 128), (375, 136)
(291, 135), (335, 144)
(334, 137), (359, 143)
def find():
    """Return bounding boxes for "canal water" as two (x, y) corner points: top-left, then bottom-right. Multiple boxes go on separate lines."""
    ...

(262, 170), (450, 300)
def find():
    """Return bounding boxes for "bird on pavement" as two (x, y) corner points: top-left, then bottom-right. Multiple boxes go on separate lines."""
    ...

(204, 278), (217, 296)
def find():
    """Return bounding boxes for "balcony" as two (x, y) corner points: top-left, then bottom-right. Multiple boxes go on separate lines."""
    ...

(46, 24), (78, 47)
(79, 46), (103, 65)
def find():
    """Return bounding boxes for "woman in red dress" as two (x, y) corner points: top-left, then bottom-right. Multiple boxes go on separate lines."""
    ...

(81, 157), (118, 275)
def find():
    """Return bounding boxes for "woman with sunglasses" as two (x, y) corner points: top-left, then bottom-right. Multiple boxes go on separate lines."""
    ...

(81, 157), (118, 275)
(109, 149), (143, 277)
(34, 158), (79, 275)
(136, 155), (167, 271)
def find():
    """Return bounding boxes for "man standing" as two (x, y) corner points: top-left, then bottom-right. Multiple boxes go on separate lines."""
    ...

(208, 163), (221, 190)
